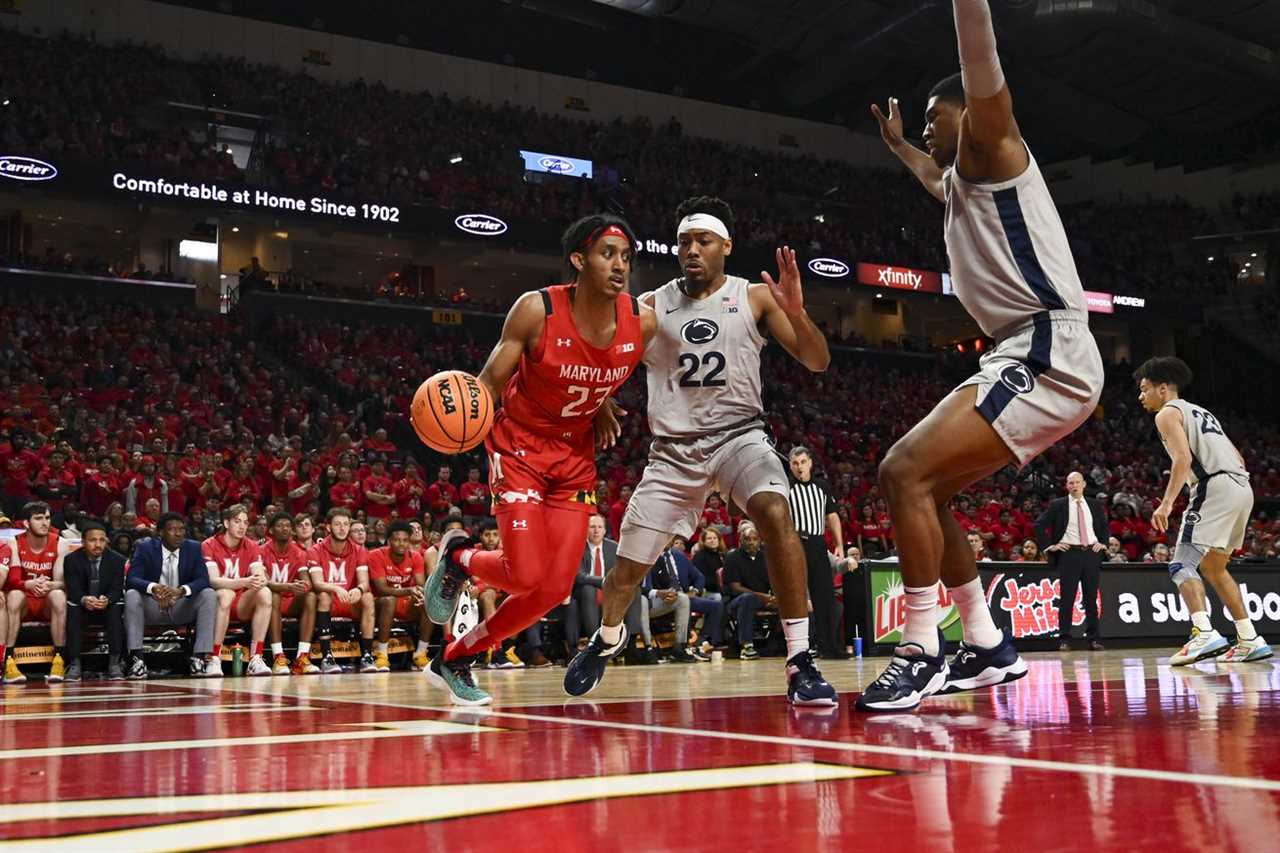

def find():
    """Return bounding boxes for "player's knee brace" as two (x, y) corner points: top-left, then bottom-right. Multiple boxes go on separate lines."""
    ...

(1168, 542), (1207, 587)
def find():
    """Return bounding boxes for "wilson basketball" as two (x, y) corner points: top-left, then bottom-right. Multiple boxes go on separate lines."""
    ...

(410, 370), (494, 454)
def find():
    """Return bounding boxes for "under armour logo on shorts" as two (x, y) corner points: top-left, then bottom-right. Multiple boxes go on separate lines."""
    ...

(511, 519), (529, 530)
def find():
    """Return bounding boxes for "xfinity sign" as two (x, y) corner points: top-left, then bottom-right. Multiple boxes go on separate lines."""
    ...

(0, 155), (58, 182)
(807, 258), (850, 278)
(856, 262), (943, 294)
(454, 214), (508, 236)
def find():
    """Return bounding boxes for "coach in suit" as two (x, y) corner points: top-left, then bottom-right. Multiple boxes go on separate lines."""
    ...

(124, 512), (218, 678)
(1035, 471), (1110, 650)
(564, 514), (643, 650)
(63, 521), (126, 680)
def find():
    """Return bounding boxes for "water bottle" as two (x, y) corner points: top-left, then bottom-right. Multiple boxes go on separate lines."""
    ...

(231, 645), (244, 676)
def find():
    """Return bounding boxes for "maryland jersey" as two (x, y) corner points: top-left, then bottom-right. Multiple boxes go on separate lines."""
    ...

(201, 535), (263, 580)
(306, 539), (368, 590)
(262, 540), (309, 585)
(12, 532), (60, 581)
(498, 285), (644, 441)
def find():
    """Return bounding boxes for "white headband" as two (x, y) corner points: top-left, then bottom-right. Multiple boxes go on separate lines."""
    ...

(677, 213), (730, 241)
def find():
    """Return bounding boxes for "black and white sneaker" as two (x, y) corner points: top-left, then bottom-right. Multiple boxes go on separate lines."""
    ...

(938, 629), (1028, 695)
(786, 650), (838, 707)
(563, 625), (629, 697)
(854, 632), (949, 713)
(425, 529), (476, 625)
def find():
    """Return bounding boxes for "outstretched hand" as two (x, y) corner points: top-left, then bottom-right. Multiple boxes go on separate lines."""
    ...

(594, 398), (627, 450)
(761, 246), (804, 317)
(870, 97), (905, 149)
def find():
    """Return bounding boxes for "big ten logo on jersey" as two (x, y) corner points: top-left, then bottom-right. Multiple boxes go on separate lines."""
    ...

(721, 295), (739, 314)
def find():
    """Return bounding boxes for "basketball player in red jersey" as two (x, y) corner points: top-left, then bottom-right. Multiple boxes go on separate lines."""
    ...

(4, 502), (74, 683)
(368, 520), (431, 672)
(307, 507), (376, 674)
(261, 512), (319, 675)
(424, 213), (656, 705)
(202, 504), (272, 676)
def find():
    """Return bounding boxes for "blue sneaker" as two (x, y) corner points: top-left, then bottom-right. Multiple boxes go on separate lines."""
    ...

(938, 629), (1028, 695)
(425, 529), (474, 625)
(854, 631), (949, 713)
(564, 625), (628, 697)
(426, 652), (492, 706)
(786, 650), (837, 707)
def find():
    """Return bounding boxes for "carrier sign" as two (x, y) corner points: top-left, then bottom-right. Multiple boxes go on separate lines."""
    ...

(454, 214), (509, 236)
(808, 258), (850, 278)
(0, 155), (58, 182)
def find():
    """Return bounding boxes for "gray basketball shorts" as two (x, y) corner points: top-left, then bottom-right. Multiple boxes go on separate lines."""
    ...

(617, 424), (788, 564)
(1175, 473), (1253, 553)
(957, 312), (1103, 468)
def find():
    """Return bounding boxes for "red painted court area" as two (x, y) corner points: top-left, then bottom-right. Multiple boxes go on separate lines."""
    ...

(1, 655), (1278, 852)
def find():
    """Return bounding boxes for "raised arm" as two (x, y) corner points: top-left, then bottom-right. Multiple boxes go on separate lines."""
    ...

(870, 97), (945, 203)
(752, 247), (830, 373)
(953, 0), (1027, 182)
(476, 291), (546, 407)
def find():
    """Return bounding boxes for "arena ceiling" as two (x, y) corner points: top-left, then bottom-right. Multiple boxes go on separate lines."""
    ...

(169, 0), (1280, 170)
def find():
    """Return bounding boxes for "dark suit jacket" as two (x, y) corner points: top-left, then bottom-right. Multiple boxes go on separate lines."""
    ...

(65, 549), (126, 607)
(126, 538), (211, 595)
(576, 538), (619, 589)
(1035, 497), (1110, 567)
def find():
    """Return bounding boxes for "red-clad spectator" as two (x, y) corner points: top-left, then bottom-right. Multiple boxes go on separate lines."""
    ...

(224, 457), (263, 511)
(424, 465), (458, 522)
(81, 455), (122, 518)
(34, 449), (79, 514)
(268, 448), (298, 503)
(699, 492), (732, 544)
(365, 428), (396, 454)
(458, 466), (490, 526)
(394, 460), (427, 521)
(287, 458), (320, 515)
(361, 457), (396, 520)
(193, 453), (230, 510)
(123, 456), (168, 516)
(607, 484), (633, 540)
(0, 433), (41, 516)
(856, 504), (891, 557)
(988, 510), (1021, 560)
(328, 465), (363, 512)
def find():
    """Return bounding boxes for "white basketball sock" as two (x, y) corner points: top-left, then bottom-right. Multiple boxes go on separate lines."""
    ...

(599, 622), (623, 646)
(271, 642), (283, 657)
(782, 618), (809, 660)
(1235, 618), (1258, 642)
(948, 576), (1003, 649)
(1190, 611), (1212, 633)
(297, 641), (310, 655)
(902, 585), (940, 656)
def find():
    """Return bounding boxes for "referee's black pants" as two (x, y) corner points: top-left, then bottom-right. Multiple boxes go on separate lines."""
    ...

(799, 534), (840, 655)
(1057, 548), (1102, 640)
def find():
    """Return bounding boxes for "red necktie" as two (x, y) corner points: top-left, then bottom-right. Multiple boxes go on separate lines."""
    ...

(1077, 500), (1090, 547)
(593, 546), (605, 605)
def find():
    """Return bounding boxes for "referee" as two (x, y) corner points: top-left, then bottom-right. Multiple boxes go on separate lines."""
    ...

(787, 447), (845, 659)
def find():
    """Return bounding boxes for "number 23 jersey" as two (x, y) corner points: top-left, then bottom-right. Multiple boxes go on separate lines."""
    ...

(644, 275), (765, 439)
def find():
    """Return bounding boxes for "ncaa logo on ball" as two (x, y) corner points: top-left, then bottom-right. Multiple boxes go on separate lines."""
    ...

(539, 157), (575, 174)
(999, 364), (1035, 395)
(680, 318), (719, 345)
(435, 377), (457, 415)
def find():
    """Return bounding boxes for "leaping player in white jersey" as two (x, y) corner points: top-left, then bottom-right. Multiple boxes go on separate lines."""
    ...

(564, 195), (838, 706)
(857, 0), (1104, 711)
(1135, 356), (1271, 665)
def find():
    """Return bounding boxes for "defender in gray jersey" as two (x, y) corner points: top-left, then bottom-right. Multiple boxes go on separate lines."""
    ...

(1136, 357), (1271, 665)
(856, 0), (1109, 712)
(564, 195), (837, 706)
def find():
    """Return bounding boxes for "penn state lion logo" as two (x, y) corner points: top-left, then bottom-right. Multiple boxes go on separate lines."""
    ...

(680, 318), (719, 345)
(1183, 511), (1201, 525)
(999, 363), (1035, 395)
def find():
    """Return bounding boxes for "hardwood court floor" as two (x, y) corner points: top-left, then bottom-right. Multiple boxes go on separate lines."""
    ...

(1, 648), (1278, 852)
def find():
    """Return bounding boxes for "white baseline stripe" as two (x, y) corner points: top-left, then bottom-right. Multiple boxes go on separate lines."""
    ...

(264, 689), (1280, 793)
(0, 704), (320, 722)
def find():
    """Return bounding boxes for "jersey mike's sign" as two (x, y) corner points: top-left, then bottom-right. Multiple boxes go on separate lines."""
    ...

(0, 155), (58, 182)
(856, 262), (943, 294)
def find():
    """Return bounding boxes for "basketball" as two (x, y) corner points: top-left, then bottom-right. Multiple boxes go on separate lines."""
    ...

(410, 370), (494, 454)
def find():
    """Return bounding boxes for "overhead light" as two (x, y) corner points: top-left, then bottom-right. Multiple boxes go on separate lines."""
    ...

(1207, 256), (1214, 261)
(1251, 252), (1258, 258)
(1, 99), (8, 107)
(231, 226), (239, 233)
(875, 293), (883, 299)
(449, 153), (463, 164)
(220, 273), (228, 280)
(273, 230), (289, 239)
(813, 214), (825, 224)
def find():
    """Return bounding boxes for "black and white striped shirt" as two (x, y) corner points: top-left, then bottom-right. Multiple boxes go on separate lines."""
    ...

(788, 477), (836, 537)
